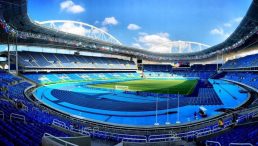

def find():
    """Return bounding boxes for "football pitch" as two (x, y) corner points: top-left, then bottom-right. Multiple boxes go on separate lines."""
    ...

(91, 79), (198, 95)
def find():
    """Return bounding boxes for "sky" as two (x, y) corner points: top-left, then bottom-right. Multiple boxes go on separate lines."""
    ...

(27, 0), (253, 53)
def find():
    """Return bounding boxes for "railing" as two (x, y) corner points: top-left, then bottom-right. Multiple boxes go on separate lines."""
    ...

(43, 133), (78, 146)
(229, 143), (253, 146)
(80, 128), (91, 136)
(148, 136), (181, 142)
(90, 130), (148, 142)
(222, 79), (258, 94)
(211, 127), (222, 133)
(252, 112), (258, 118)
(52, 119), (150, 143)
(205, 140), (221, 146)
(0, 110), (4, 120)
(47, 103), (258, 139)
(22, 104), (28, 111)
(176, 111), (257, 141)
(92, 126), (99, 132)
(122, 137), (147, 143)
(70, 125), (91, 136)
(53, 119), (92, 136)
(10, 113), (26, 123)
(52, 119), (69, 130)
(69, 126), (82, 133)
(32, 107), (40, 111)
(149, 133), (176, 139)
(196, 130), (212, 138)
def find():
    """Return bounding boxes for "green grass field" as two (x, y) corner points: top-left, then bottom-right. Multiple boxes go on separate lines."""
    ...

(91, 79), (198, 95)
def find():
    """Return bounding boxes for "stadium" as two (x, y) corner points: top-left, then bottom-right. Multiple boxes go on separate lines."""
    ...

(0, 0), (257, 145)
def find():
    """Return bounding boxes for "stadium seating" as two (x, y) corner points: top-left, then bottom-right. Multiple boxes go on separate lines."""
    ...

(18, 51), (137, 70)
(223, 72), (258, 89)
(221, 54), (258, 69)
(143, 64), (172, 72)
(24, 72), (141, 84)
(173, 64), (218, 79)
(203, 122), (258, 146)
(191, 64), (218, 71)
(143, 64), (218, 79)
(0, 70), (149, 144)
(0, 70), (21, 87)
(144, 71), (172, 78)
(0, 71), (71, 145)
(0, 116), (69, 146)
(171, 71), (215, 79)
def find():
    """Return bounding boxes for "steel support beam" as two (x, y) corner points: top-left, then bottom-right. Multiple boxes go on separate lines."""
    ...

(7, 35), (10, 73)
(15, 36), (18, 75)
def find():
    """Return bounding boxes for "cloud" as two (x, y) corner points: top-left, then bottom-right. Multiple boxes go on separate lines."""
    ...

(222, 17), (243, 28)
(127, 24), (141, 30)
(134, 32), (172, 53)
(60, 0), (85, 14)
(234, 17), (243, 23)
(102, 17), (118, 26)
(99, 17), (118, 32)
(210, 16), (243, 40)
(131, 43), (143, 49)
(58, 22), (87, 36)
(133, 32), (210, 53)
(210, 27), (230, 39)
(210, 28), (224, 35)
(223, 23), (232, 28)
(58, 22), (110, 35)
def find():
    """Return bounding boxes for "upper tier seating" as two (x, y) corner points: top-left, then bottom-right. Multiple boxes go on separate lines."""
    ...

(221, 53), (258, 69)
(171, 71), (215, 79)
(143, 64), (218, 79)
(143, 64), (172, 72)
(191, 64), (218, 71)
(18, 51), (137, 70)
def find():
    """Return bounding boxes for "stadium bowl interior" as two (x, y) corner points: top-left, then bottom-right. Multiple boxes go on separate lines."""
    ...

(0, 0), (258, 146)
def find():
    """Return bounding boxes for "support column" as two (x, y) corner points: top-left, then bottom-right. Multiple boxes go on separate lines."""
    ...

(7, 35), (10, 73)
(15, 36), (18, 75)
(216, 52), (219, 72)
(221, 51), (224, 65)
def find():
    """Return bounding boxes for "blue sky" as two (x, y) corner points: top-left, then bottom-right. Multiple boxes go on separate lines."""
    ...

(27, 0), (252, 53)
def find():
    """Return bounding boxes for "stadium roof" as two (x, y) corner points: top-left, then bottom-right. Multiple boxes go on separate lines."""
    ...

(0, 0), (258, 61)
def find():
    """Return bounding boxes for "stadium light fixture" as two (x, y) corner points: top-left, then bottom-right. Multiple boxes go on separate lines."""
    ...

(165, 90), (170, 125)
(176, 92), (181, 124)
(154, 94), (159, 126)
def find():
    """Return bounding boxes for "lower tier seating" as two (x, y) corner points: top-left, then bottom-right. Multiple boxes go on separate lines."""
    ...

(223, 72), (258, 89)
(24, 72), (141, 84)
(202, 122), (258, 146)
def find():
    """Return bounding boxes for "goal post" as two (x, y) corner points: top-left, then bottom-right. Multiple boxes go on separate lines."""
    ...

(115, 85), (129, 91)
